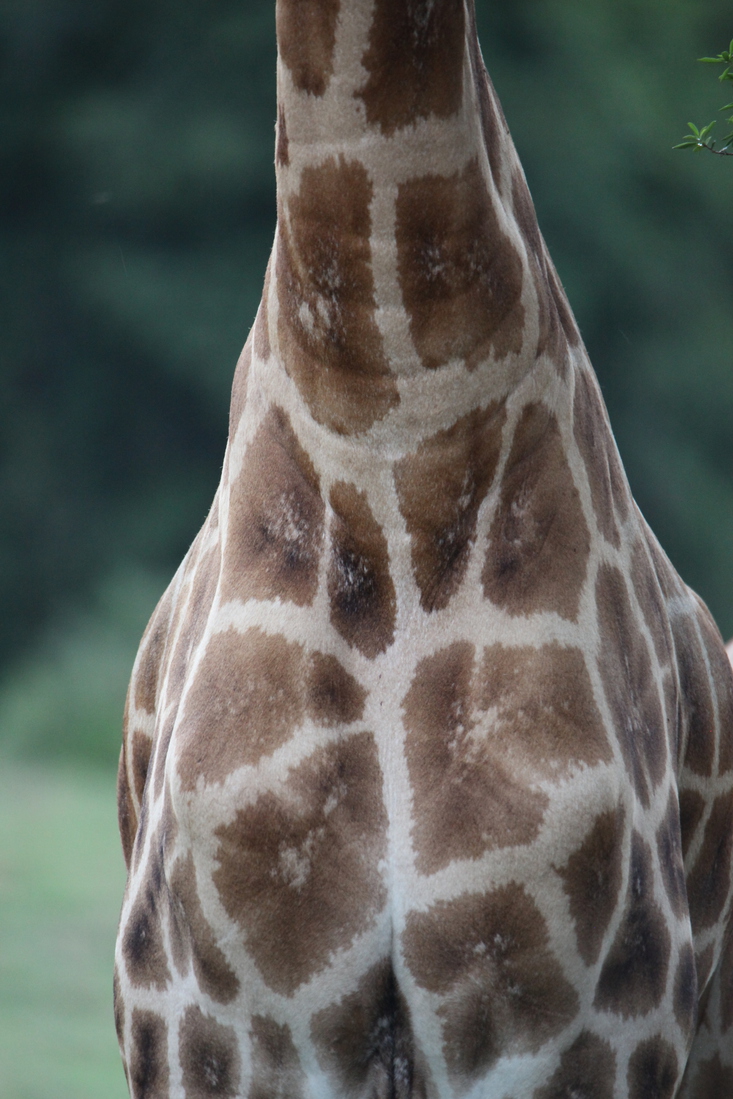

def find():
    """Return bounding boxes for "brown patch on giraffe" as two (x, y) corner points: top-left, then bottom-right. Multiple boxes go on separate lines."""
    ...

(131, 730), (152, 807)
(328, 481), (396, 658)
(223, 406), (324, 607)
(596, 564), (667, 807)
(547, 262), (580, 349)
(358, 0), (464, 135)
(308, 651), (367, 725)
(275, 106), (289, 169)
(177, 629), (305, 789)
(312, 959), (427, 1099)
(594, 831), (671, 1018)
(276, 0), (339, 97)
(253, 262), (272, 363)
(403, 884), (578, 1082)
(179, 1005), (241, 1099)
(686, 789), (733, 934)
(396, 158), (525, 371)
(213, 731), (388, 995)
(129, 1009), (169, 1099)
(696, 598), (733, 774)
(177, 628), (366, 789)
(277, 157), (398, 435)
(118, 735), (137, 870)
(631, 538), (675, 668)
(532, 1031), (616, 1099)
(466, 13), (504, 192)
(483, 403), (590, 620)
(402, 642), (548, 875)
(573, 369), (629, 549)
(627, 1036), (678, 1099)
(673, 942), (698, 1037)
(168, 852), (240, 1004)
(556, 803), (626, 966)
(673, 611), (716, 779)
(686, 1056), (733, 1098)
(657, 790), (688, 919)
(121, 875), (171, 991)
(679, 788), (706, 858)
(249, 1016), (306, 1099)
(394, 402), (506, 612)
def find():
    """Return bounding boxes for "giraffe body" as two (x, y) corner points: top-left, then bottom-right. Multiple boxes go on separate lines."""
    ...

(115, 3), (733, 1096)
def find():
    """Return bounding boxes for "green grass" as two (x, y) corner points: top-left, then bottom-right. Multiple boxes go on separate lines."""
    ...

(0, 762), (129, 1099)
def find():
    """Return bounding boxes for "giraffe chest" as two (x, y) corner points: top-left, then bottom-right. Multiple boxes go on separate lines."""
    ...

(118, 578), (690, 1099)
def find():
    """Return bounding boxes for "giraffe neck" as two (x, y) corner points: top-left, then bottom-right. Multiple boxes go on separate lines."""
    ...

(254, 0), (577, 451)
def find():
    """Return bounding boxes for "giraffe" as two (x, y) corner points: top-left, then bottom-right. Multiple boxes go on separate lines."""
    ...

(114, 1), (733, 1096)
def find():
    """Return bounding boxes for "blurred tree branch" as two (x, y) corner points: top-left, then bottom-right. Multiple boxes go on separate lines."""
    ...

(675, 41), (733, 155)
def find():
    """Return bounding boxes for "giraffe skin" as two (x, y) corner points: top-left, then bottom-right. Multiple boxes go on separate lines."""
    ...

(114, 2), (733, 1096)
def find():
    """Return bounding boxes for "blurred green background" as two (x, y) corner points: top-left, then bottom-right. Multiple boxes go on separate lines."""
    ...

(0, 0), (731, 1095)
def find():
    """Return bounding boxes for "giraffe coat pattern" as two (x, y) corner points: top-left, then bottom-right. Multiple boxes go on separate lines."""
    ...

(115, 2), (733, 1096)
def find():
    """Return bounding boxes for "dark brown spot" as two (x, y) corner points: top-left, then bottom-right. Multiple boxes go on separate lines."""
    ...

(357, 0), (464, 135)
(129, 1009), (169, 1099)
(596, 563), (667, 806)
(249, 1017), (306, 1099)
(180, 1005), (240, 1098)
(275, 106), (289, 169)
(557, 804), (626, 965)
(394, 402), (506, 612)
(483, 403), (591, 620)
(396, 158), (525, 371)
(222, 406), (324, 607)
(403, 884), (578, 1081)
(118, 732), (137, 870)
(131, 730), (152, 807)
(328, 482), (396, 658)
(673, 942), (698, 1037)
(679, 788), (706, 858)
(168, 852), (240, 1004)
(213, 732), (387, 995)
(594, 832), (671, 1018)
(573, 369), (629, 549)
(687, 790), (733, 934)
(312, 960), (426, 1099)
(121, 873), (171, 991)
(308, 651), (367, 725)
(277, 157), (398, 435)
(627, 1036), (678, 1099)
(657, 790), (688, 919)
(687, 1056), (733, 1098)
(402, 642), (548, 875)
(673, 610), (716, 779)
(533, 1031), (616, 1099)
(276, 0), (339, 97)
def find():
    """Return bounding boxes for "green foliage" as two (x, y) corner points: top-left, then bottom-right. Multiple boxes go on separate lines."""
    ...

(0, 763), (127, 1097)
(0, 0), (732, 767)
(675, 41), (733, 153)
